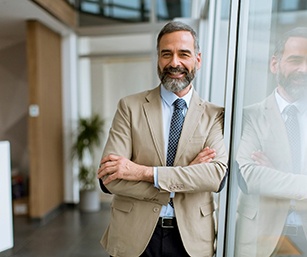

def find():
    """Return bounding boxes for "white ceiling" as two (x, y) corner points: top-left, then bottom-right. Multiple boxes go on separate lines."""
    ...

(0, 0), (72, 50)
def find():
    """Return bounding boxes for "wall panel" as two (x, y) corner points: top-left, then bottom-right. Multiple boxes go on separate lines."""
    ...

(27, 20), (64, 219)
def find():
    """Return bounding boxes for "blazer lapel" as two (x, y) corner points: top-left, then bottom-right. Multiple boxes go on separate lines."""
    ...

(175, 90), (204, 165)
(143, 86), (165, 165)
(264, 93), (292, 169)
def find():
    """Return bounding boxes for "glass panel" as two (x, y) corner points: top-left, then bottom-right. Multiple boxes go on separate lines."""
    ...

(103, 0), (150, 21)
(227, 0), (307, 256)
(79, 0), (151, 23)
(78, 0), (193, 25)
(209, 1), (231, 255)
(156, 0), (192, 21)
(81, 2), (100, 14)
(209, 0), (231, 106)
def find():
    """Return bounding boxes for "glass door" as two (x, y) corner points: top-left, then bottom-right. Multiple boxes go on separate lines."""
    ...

(224, 0), (307, 256)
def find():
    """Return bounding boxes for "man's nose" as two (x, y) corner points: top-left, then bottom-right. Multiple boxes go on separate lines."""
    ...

(169, 55), (181, 67)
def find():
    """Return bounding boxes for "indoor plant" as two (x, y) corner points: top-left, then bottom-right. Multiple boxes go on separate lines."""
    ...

(72, 114), (104, 212)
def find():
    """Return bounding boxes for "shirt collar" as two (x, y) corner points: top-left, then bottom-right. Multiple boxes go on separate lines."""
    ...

(160, 84), (193, 108)
(274, 88), (306, 114)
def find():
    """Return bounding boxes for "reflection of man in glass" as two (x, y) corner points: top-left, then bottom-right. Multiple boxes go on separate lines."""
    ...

(235, 27), (307, 257)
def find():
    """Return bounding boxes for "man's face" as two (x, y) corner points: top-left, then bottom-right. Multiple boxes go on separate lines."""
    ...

(157, 31), (201, 96)
(273, 37), (307, 101)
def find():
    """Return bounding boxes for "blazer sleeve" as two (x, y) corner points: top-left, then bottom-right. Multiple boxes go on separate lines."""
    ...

(99, 96), (169, 206)
(236, 106), (307, 200)
(157, 106), (228, 193)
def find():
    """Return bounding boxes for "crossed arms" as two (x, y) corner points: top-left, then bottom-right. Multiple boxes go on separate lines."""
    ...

(97, 146), (217, 185)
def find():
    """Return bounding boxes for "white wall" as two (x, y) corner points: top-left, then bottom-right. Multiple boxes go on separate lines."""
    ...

(62, 33), (80, 203)
(0, 141), (14, 252)
(0, 41), (28, 178)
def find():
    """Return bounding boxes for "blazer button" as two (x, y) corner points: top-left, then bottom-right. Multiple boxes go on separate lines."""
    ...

(153, 207), (160, 213)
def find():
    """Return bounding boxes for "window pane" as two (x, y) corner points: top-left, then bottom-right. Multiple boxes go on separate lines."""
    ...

(78, 0), (192, 24)
(156, 0), (191, 21)
(81, 2), (100, 14)
(228, 0), (307, 256)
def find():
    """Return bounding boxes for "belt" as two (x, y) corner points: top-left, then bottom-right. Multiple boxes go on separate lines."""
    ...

(157, 217), (177, 228)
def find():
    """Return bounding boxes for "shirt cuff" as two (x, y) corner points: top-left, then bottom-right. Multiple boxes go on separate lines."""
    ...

(153, 167), (159, 188)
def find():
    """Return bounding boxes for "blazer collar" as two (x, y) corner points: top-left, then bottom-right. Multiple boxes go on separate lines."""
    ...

(143, 86), (206, 166)
(264, 92), (292, 165)
(143, 86), (165, 165)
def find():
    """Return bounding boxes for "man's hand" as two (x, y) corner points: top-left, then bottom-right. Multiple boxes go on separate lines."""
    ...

(97, 154), (153, 185)
(251, 150), (274, 169)
(189, 147), (216, 165)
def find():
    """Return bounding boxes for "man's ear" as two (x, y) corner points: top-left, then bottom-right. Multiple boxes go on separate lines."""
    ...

(196, 53), (202, 70)
(270, 55), (278, 74)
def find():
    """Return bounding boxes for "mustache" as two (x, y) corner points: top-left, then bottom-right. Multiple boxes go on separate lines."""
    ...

(161, 66), (188, 77)
(281, 72), (307, 84)
(290, 72), (307, 82)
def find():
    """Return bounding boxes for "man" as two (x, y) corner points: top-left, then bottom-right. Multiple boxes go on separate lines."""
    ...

(97, 21), (228, 257)
(235, 27), (307, 257)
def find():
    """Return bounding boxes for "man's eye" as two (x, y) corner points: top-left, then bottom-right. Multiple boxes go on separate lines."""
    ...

(162, 53), (171, 57)
(288, 58), (303, 64)
(290, 60), (302, 64)
(179, 52), (191, 58)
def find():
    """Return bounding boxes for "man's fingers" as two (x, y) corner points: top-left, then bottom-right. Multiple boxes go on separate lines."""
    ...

(97, 159), (118, 178)
(102, 173), (117, 185)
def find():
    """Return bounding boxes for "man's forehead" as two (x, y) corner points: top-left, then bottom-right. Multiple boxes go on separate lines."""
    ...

(159, 31), (195, 49)
(284, 37), (307, 51)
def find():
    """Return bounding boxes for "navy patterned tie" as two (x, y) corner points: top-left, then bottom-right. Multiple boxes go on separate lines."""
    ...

(284, 105), (301, 173)
(166, 98), (186, 207)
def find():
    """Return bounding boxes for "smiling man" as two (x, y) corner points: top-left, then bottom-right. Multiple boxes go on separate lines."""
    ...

(97, 21), (228, 257)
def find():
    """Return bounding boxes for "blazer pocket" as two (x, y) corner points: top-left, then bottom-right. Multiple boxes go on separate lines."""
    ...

(236, 205), (258, 243)
(200, 203), (215, 217)
(199, 203), (215, 241)
(237, 204), (257, 220)
(112, 198), (133, 213)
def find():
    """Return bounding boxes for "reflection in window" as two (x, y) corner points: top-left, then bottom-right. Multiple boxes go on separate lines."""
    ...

(231, 0), (307, 256)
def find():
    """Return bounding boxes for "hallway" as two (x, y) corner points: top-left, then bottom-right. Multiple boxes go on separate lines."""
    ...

(0, 203), (110, 257)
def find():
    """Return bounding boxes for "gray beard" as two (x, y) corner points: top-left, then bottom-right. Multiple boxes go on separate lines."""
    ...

(277, 71), (307, 101)
(158, 66), (196, 93)
(162, 77), (190, 92)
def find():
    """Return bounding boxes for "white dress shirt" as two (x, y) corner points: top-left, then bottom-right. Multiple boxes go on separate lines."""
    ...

(275, 89), (307, 226)
(154, 84), (193, 217)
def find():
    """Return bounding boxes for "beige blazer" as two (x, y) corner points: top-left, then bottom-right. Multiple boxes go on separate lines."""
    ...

(236, 93), (307, 257)
(100, 85), (228, 257)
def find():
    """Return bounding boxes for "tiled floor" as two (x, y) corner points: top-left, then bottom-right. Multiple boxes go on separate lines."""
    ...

(0, 203), (111, 257)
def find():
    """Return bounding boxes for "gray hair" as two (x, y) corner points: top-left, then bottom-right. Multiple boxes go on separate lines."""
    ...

(156, 21), (200, 55)
(274, 27), (307, 60)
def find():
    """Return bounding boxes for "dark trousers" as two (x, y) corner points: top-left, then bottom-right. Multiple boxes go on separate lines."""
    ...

(110, 222), (190, 257)
(139, 222), (190, 257)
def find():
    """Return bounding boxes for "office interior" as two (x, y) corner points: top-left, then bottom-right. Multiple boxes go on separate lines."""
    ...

(1, 0), (307, 256)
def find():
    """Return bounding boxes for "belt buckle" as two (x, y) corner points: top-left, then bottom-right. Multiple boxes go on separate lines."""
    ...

(161, 217), (174, 228)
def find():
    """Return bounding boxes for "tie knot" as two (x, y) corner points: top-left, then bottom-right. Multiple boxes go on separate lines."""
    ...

(173, 98), (186, 110)
(284, 105), (298, 117)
